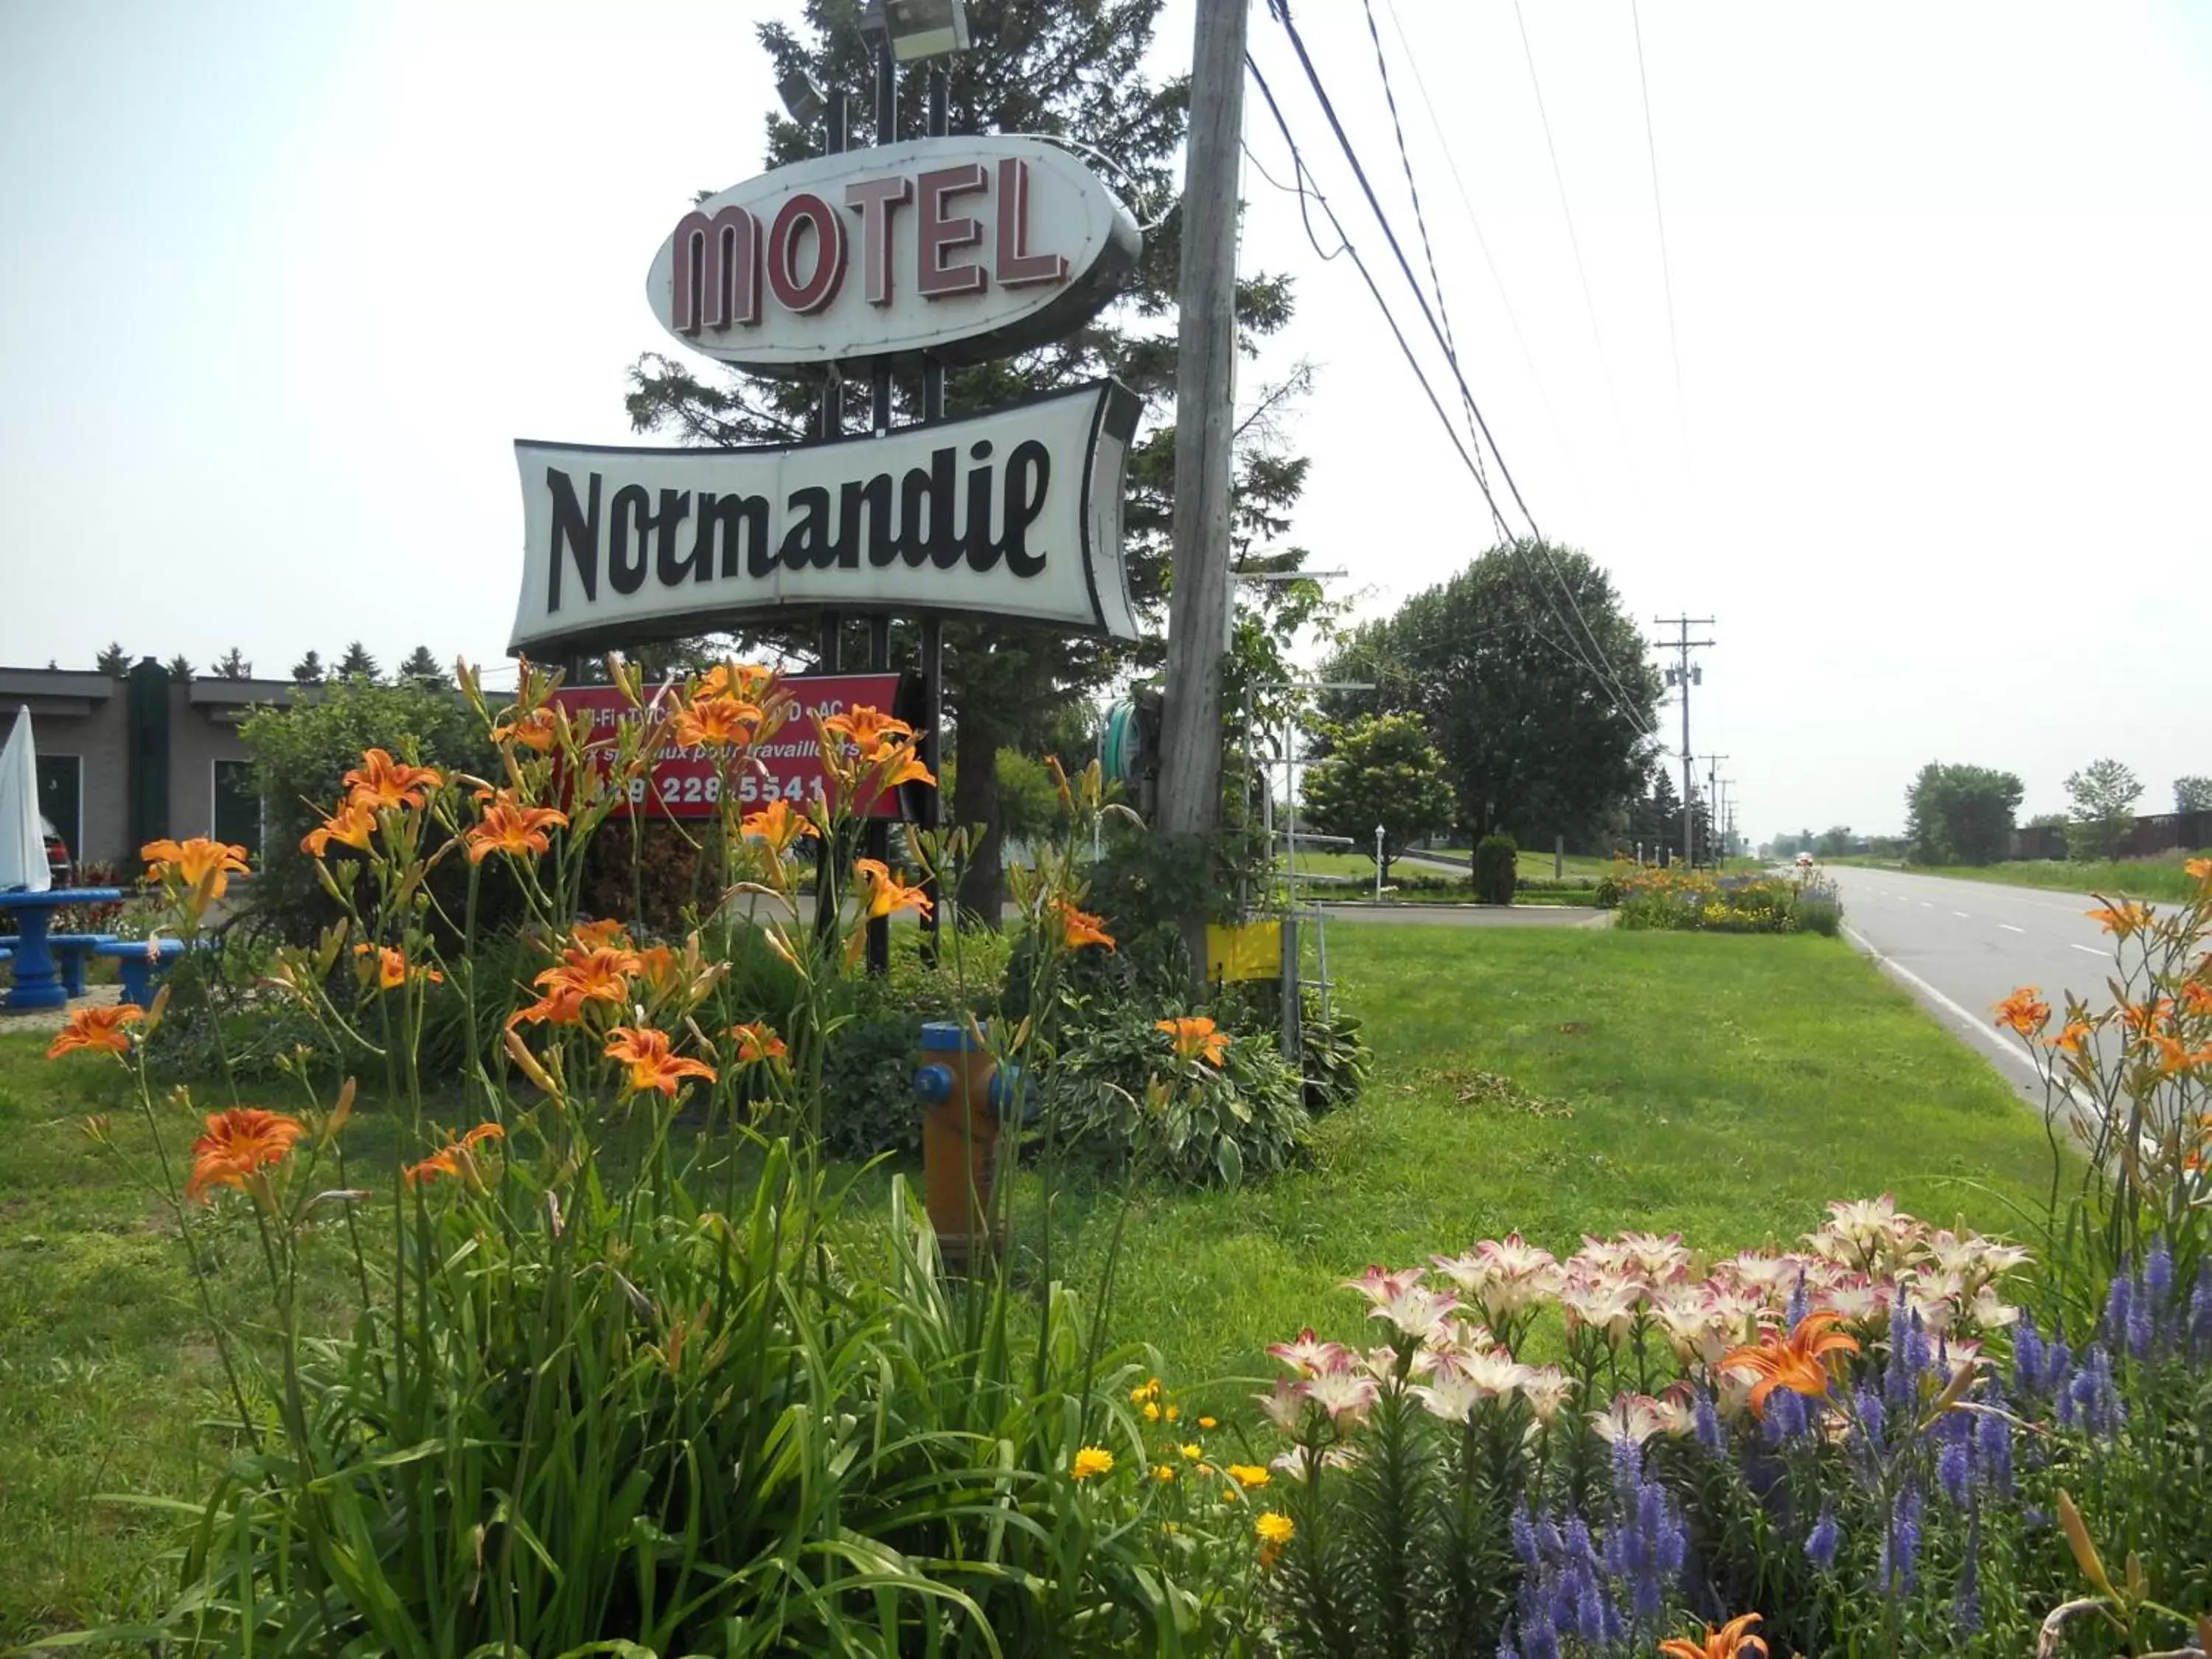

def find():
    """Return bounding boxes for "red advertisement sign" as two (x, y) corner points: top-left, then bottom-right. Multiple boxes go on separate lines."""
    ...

(549, 672), (917, 821)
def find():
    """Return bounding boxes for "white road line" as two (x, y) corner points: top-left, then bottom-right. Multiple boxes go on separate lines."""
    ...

(2070, 944), (2105, 956)
(1842, 923), (2040, 1081)
(1999, 924), (2025, 933)
(1919, 901), (1935, 909)
(1952, 911), (1971, 919)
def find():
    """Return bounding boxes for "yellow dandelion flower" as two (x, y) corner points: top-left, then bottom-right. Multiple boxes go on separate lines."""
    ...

(1144, 1401), (1161, 1422)
(1165, 1405), (1181, 1422)
(1228, 1464), (1272, 1489)
(1071, 1446), (1115, 1482)
(1152, 1464), (1176, 1484)
(1198, 1415), (1218, 1430)
(1180, 1442), (1203, 1461)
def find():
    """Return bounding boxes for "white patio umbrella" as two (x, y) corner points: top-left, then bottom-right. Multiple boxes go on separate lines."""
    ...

(0, 704), (52, 893)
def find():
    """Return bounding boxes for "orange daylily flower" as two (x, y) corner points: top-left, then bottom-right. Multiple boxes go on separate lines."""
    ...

(571, 918), (632, 950)
(404, 1121), (505, 1187)
(46, 1002), (145, 1059)
(142, 837), (251, 901)
(2186, 855), (2212, 888)
(506, 942), (639, 1028)
(1157, 1015), (1231, 1067)
(869, 740), (936, 788)
(2119, 998), (2176, 1037)
(1658, 1613), (1768, 1659)
(1054, 897), (1116, 952)
(1994, 987), (2048, 1037)
(301, 799), (379, 859)
(355, 944), (443, 990)
(465, 793), (568, 863)
(731, 1020), (789, 1065)
(2087, 900), (2154, 939)
(742, 797), (818, 855)
(635, 944), (684, 998)
(490, 706), (561, 751)
(2149, 1033), (2212, 1077)
(672, 695), (762, 749)
(2048, 1019), (2096, 1056)
(2180, 978), (2212, 1018)
(697, 662), (777, 704)
(344, 748), (442, 811)
(1720, 1312), (1859, 1416)
(605, 1026), (717, 1096)
(854, 858), (933, 920)
(184, 1108), (305, 1203)
(821, 706), (914, 751)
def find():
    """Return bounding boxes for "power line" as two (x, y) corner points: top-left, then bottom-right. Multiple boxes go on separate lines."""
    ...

(1356, 0), (1486, 493)
(1247, 55), (1652, 740)
(1379, 0), (1588, 509)
(1245, 55), (1509, 543)
(1629, 0), (1690, 461)
(1259, 9), (1655, 738)
(1509, 0), (1627, 436)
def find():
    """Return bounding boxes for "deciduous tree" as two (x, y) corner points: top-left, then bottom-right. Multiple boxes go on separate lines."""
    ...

(2175, 775), (2212, 814)
(1320, 541), (1660, 844)
(1904, 762), (2023, 865)
(2064, 757), (2143, 860)
(1300, 712), (1453, 883)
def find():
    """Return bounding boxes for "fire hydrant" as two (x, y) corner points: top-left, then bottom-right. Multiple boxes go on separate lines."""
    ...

(914, 1021), (1022, 1271)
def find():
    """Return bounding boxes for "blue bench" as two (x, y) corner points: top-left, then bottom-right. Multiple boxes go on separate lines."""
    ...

(47, 934), (109, 998)
(94, 938), (189, 1005)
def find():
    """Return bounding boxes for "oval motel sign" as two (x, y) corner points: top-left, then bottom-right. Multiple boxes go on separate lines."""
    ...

(644, 133), (1140, 373)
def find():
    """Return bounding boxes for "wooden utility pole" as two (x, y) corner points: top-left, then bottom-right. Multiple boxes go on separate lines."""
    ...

(1155, 0), (1249, 949)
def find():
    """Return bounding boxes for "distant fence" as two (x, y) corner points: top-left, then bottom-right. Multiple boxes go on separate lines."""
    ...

(2008, 809), (2212, 863)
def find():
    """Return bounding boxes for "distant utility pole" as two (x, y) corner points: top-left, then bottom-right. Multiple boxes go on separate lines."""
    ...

(1704, 754), (1729, 861)
(1156, 0), (1250, 963)
(1655, 616), (1714, 865)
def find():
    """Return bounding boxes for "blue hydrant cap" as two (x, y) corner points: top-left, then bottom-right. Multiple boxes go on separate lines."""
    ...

(918, 1020), (987, 1052)
(914, 1062), (955, 1102)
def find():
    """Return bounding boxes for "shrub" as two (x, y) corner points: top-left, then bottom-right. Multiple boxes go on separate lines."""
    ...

(1790, 874), (1844, 936)
(1473, 833), (1518, 905)
(239, 676), (504, 944)
(1042, 996), (1313, 1186)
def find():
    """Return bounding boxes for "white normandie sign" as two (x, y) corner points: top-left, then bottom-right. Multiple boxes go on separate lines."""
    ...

(509, 381), (1141, 654)
(645, 134), (1140, 372)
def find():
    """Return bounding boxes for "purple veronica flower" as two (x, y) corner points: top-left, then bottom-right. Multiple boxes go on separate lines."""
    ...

(1879, 1481), (1924, 1596)
(1937, 1418), (1972, 1505)
(2013, 1315), (2045, 1397)
(1954, 1509), (1983, 1633)
(1694, 1388), (1723, 1455)
(1975, 1388), (2014, 1496)
(2103, 1270), (2132, 1354)
(2144, 1239), (2173, 1305)
(2191, 1263), (2212, 1361)
(1764, 1385), (1809, 1444)
(2045, 1332), (2073, 1397)
(1496, 1635), (1522, 1659)
(1787, 1271), (1811, 1329)
(1805, 1500), (1841, 1571)
(1512, 1500), (1540, 1568)
(2126, 1270), (2154, 1361)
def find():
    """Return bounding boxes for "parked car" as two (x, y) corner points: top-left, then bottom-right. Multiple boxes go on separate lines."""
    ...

(41, 815), (73, 887)
(1794, 851), (1815, 870)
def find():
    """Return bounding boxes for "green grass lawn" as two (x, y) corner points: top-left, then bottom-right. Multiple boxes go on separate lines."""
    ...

(1033, 927), (2060, 1391)
(1833, 853), (2208, 903)
(0, 924), (2063, 1635)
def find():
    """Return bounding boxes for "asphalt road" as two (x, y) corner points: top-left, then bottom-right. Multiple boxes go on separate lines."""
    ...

(1820, 863), (2122, 1103)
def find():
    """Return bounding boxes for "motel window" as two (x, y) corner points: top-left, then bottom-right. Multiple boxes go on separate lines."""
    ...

(212, 759), (262, 862)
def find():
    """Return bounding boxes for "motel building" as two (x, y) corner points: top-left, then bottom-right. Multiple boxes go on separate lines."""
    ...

(0, 659), (299, 872)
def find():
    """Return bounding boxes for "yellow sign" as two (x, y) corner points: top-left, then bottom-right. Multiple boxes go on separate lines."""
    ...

(1205, 920), (1281, 983)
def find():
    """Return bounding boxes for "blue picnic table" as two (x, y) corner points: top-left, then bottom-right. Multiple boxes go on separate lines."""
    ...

(0, 888), (125, 1012)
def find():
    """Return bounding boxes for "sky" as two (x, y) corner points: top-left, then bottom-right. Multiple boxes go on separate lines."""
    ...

(2, 1), (2208, 841)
